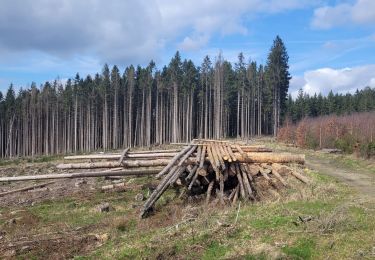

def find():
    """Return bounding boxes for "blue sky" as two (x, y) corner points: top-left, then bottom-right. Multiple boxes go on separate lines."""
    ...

(0, 0), (375, 97)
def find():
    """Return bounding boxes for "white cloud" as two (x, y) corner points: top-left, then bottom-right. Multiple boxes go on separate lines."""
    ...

(0, 0), (317, 66)
(179, 35), (210, 51)
(290, 64), (375, 97)
(311, 0), (375, 29)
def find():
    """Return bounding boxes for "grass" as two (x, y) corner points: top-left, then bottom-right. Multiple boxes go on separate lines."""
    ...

(282, 238), (315, 259)
(0, 154), (63, 166)
(1, 147), (374, 259)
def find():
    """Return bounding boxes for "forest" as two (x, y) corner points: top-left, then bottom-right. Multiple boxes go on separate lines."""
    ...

(0, 36), (290, 158)
(0, 35), (374, 159)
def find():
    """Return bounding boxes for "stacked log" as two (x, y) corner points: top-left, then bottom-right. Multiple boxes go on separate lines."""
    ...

(1, 140), (308, 218)
(139, 140), (307, 218)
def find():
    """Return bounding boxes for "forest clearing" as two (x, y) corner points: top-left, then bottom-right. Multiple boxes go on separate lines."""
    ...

(0, 139), (374, 259)
(1, 1), (375, 258)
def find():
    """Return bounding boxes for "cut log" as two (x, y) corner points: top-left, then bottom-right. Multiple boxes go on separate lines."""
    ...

(57, 152), (304, 170)
(235, 164), (246, 200)
(225, 145), (237, 162)
(118, 148), (130, 164)
(0, 168), (163, 182)
(0, 181), (56, 197)
(64, 152), (179, 160)
(290, 170), (310, 184)
(206, 145), (220, 180)
(212, 143), (226, 170)
(239, 147), (273, 152)
(169, 166), (187, 185)
(206, 181), (214, 204)
(241, 167), (253, 199)
(186, 165), (198, 181)
(259, 167), (271, 180)
(155, 145), (193, 179)
(236, 153), (305, 164)
(177, 145), (197, 166)
(101, 182), (126, 191)
(271, 169), (288, 186)
(57, 159), (174, 169)
(197, 164), (208, 177)
(232, 185), (239, 205)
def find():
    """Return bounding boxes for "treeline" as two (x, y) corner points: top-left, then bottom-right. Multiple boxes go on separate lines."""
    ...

(285, 87), (375, 122)
(0, 36), (290, 158)
(278, 112), (375, 158)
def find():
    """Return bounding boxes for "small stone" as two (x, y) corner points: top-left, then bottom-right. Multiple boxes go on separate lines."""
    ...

(134, 193), (144, 202)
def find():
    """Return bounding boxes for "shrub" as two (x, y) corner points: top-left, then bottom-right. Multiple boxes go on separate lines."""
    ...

(360, 141), (375, 158)
(278, 111), (375, 158)
(334, 134), (356, 154)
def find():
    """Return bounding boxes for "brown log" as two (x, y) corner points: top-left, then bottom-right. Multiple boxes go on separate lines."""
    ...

(243, 164), (253, 181)
(271, 168), (288, 186)
(197, 164), (208, 176)
(119, 148), (130, 164)
(225, 144), (237, 162)
(57, 159), (175, 169)
(232, 185), (239, 205)
(0, 168), (163, 182)
(188, 171), (199, 190)
(64, 151), (179, 160)
(236, 153), (305, 164)
(271, 163), (309, 183)
(241, 167), (253, 199)
(206, 145), (220, 180)
(141, 168), (177, 217)
(218, 143), (229, 162)
(206, 181), (214, 204)
(178, 145), (197, 166)
(155, 144), (193, 179)
(235, 164), (246, 200)
(169, 166), (187, 185)
(195, 145), (202, 164)
(259, 167), (271, 180)
(199, 145), (207, 168)
(186, 165), (198, 181)
(0, 181), (56, 197)
(209, 143), (221, 170)
(58, 152), (304, 170)
(248, 164), (260, 176)
(101, 182), (126, 191)
(290, 170), (310, 184)
(212, 143), (226, 170)
(219, 173), (225, 204)
(239, 147), (273, 152)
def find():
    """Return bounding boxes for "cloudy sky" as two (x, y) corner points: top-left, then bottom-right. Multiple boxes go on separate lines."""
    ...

(0, 0), (374, 97)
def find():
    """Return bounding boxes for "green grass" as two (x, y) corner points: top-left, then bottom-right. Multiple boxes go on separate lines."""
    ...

(282, 238), (315, 259)
(1, 147), (374, 259)
(0, 154), (63, 166)
(202, 241), (229, 260)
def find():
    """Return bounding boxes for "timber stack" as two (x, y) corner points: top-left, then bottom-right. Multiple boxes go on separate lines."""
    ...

(1, 139), (307, 218)
(57, 139), (306, 218)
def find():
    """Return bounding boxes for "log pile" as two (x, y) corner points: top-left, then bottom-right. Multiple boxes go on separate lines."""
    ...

(0, 139), (308, 218)
(139, 140), (307, 217)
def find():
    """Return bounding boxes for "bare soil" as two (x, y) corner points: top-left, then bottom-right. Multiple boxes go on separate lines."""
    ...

(306, 155), (375, 198)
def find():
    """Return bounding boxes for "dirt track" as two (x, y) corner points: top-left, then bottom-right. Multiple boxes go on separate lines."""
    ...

(306, 155), (375, 199)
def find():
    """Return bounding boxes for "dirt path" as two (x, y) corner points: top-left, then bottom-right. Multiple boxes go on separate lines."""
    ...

(306, 155), (375, 198)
